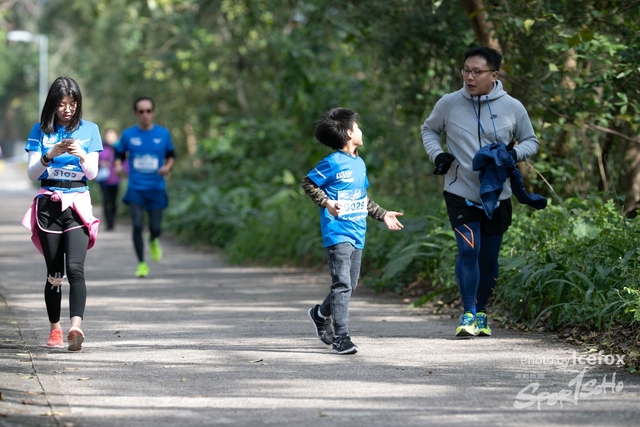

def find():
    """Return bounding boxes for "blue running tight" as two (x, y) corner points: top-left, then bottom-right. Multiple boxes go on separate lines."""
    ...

(453, 222), (503, 314)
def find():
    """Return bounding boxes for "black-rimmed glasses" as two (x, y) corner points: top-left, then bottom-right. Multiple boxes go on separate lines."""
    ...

(461, 69), (496, 77)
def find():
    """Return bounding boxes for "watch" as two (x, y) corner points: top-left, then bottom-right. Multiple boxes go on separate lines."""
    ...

(42, 153), (52, 164)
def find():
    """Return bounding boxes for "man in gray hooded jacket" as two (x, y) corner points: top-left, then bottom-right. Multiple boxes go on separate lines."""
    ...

(422, 46), (540, 337)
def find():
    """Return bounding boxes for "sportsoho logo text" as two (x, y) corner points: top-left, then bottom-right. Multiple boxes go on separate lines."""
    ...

(521, 350), (625, 366)
(513, 368), (624, 410)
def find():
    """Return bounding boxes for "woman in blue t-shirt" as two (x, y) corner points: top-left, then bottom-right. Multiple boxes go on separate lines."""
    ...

(21, 77), (102, 351)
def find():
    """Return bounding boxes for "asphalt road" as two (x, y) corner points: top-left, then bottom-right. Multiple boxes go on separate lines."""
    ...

(1, 160), (639, 427)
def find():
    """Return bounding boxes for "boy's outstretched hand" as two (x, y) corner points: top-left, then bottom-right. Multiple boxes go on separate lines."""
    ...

(383, 211), (404, 231)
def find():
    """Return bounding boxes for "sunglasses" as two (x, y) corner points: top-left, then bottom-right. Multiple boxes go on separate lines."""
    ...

(137, 109), (153, 114)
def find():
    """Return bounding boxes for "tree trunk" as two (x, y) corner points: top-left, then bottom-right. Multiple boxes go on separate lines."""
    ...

(184, 121), (197, 157)
(621, 137), (640, 218)
(461, 0), (501, 51)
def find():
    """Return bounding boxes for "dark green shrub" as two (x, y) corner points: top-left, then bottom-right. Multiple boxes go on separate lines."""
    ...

(499, 198), (640, 331)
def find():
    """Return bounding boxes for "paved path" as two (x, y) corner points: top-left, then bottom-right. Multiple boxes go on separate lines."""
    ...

(1, 160), (639, 427)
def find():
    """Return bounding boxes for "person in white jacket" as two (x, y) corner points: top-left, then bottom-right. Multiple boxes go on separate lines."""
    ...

(421, 46), (540, 337)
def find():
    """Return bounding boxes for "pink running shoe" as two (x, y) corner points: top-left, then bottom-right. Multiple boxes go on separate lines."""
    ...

(67, 327), (85, 352)
(46, 328), (64, 348)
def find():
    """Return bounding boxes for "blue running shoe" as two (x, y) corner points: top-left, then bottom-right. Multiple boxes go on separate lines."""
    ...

(455, 312), (478, 337)
(476, 312), (492, 336)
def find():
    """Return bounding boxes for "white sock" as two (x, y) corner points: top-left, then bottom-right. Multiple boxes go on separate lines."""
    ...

(317, 307), (328, 319)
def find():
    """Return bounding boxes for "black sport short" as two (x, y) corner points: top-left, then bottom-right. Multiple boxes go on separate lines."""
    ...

(443, 191), (512, 235)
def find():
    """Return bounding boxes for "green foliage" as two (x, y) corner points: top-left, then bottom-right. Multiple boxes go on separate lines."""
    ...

(0, 31), (40, 139)
(362, 200), (460, 310)
(498, 199), (640, 330)
(487, 0), (640, 200)
(165, 179), (251, 248)
(225, 189), (325, 266)
(164, 114), (326, 264)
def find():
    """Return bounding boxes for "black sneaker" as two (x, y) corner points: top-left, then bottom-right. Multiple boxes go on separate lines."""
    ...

(307, 305), (333, 345)
(332, 335), (358, 355)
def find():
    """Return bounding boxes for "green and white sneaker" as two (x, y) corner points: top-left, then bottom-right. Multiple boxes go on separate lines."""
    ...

(150, 238), (163, 262)
(455, 312), (478, 337)
(476, 312), (492, 336)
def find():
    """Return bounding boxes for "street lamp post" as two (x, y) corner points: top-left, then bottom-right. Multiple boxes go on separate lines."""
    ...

(7, 30), (48, 120)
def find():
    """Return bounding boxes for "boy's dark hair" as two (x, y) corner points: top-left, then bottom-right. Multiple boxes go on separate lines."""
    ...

(464, 46), (502, 71)
(313, 108), (359, 150)
(40, 76), (83, 134)
(133, 96), (155, 111)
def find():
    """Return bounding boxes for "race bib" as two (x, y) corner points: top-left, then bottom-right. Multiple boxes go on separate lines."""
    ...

(132, 155), (159, 173)
(47, 167), (85, 181)
(337, 190), (368, 220)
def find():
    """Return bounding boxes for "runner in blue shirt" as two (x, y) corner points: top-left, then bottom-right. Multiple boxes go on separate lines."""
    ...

(114, 97), (175, 278)
(302, 108), (404, 354)
(22, 77), (102, 351)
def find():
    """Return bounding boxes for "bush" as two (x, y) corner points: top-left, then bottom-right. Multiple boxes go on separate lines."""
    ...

(498, 198), (640, 331)
(364, 198), (459, 307)
(224, 187), (326, 266)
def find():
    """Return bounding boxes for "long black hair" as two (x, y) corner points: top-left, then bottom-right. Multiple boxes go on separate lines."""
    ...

(39, 77), (83, 134)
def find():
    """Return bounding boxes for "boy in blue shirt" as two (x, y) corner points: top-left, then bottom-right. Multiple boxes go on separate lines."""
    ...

(302, 108), (404, 354)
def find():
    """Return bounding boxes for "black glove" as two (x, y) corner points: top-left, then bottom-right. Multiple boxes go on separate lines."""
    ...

(506, 140), (518, 162)
(433, 152), (455, 175)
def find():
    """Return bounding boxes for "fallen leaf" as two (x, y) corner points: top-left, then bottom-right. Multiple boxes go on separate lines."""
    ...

(77, 378), (91, 381)
(21, 399), (35, 405)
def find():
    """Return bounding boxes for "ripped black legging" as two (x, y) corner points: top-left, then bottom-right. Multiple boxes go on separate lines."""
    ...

(36, 196), (89, 323)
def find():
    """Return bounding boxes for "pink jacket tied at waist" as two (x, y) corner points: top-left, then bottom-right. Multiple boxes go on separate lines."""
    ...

(22, 189), (100, 255)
